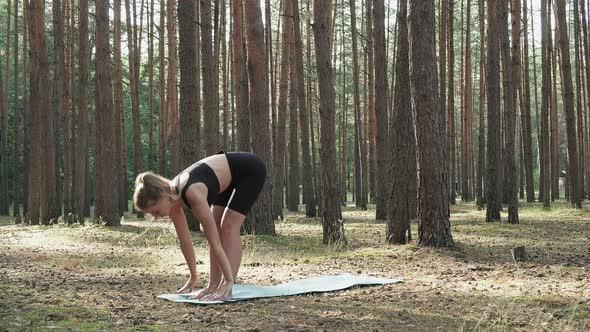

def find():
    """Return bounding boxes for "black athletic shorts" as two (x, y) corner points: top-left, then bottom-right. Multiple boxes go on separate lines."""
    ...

(212, 152), (267, 215)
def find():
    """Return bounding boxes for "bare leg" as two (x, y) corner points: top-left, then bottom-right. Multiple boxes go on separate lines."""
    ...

(219, 208), (246, 280)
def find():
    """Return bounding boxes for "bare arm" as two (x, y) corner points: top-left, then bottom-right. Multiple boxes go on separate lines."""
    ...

(169, 208), (198, 279)
(189, 194), (234, 284)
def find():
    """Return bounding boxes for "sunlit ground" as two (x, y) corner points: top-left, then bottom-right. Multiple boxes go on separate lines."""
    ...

(1, 200), (589, 331)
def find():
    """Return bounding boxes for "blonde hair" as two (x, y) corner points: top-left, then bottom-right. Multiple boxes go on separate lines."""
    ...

(133, 171), (173, 210)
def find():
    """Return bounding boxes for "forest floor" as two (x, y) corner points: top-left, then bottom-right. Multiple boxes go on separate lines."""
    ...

(1, 200), (589, 331)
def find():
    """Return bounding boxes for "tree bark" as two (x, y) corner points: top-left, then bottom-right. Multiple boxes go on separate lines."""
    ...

(555, 0), (582, 208)
(293, 0), (317, 217)
(201, 0), (218, 155)
(408, 0), (453, 246)
(541, 0), (551, 208)
(273, 0), (291, 221)
(95, 0), (120, 225)
(373, 0), (389, 220)
(521, 0), (535, 202)
(387, 0), (415, 244)
(462, 0), (473, 202)
(500, 0), (519, 223)
(244, 0), (275, 235)
(313, 0), (345, 245)
(486, 0), (502, 222)
(75, 0), (89, 221)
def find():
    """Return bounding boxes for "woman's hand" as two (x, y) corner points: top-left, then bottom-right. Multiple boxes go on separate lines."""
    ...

(176, 275), (198, 294)
(189, 286), (216, 299)
(202, 280), (234, 301)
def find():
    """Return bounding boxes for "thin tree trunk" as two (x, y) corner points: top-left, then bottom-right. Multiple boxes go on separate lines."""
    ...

(159, 0), (167, 176)
(522, 0), (535, 202)
(12, 0), (20, 217)
(293, 0), (317, 216)
(550, 2), (559, 201)
(387, 0), (415, 244)
(500, 0), (519, 223)
(148, 0), (155, 170)
(448, 0), (456, 204)
(95, 0), (119, 225)
(541, 0), (551, 208)
(476, 0), (486, 209)
(486, 0), (502, 222)
(349, 0), (365, 210)
(313, 0), (345, 245)
(555, 0), (582, 208)
(273, 0), (290, 220)
(462, 0), (473, 202)
(0, 0), (12, 215)
(202, 0), (218, 155)
(75, 0), (89, 221)
(288, 2), (299, 212)
(366, 0), (376, 203)
(114, 0), (127, 213)
(168, 0), (179, 174)
(373, 0), (389, 220)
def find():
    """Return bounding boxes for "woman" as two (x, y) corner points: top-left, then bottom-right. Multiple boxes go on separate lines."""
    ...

(133, 151), (266, 301)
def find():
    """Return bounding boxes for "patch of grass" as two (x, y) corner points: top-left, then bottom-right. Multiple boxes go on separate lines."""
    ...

(0, 285), (112, 332)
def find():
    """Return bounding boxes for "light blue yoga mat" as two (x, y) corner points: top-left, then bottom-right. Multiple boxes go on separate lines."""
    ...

(158, 274), (404, 305)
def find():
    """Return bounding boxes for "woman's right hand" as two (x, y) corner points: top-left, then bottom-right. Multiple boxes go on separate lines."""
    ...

(189, 287), (216, 300)
(176, 275), (198, 294)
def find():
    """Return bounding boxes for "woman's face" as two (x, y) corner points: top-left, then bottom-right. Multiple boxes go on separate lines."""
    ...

(145, 197), (172, 219)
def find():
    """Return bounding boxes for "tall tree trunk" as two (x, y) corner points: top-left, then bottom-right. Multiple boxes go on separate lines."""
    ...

(448, 0), (456, 204)
(521, 0), (535, 202)
(26, 0), (40, 224)
(550, 2), (559, 201)
(95, 0), (119, 225)
(439, 0), (447, 196)
(244, 0), (275, 235)
(366, 0), (376, 203)
(541, 0), (551, 208)
(232, 0), (250, 153)
(222, 0), (229, 151)
(273, 0), (290, 220)
(159, 0), (167, 176)
(349, 0), (366, 210)
(75, 0), (89, 221)
(580, 0), (590, 196)
(373, 0), (389, 220)
(168, 0), (179, 174)
(387, 0), (415, 244)
(574, 0), (585, 199)
(148, 0), (155, 170)
(408, 0), (453, 246)
(486, 0), (502, 222)
(114, 0), (127, 213)
(476, 0), (486, 209)
(179, 0), (202, 232)
(555, 0), (582, 208)
(500, 0), (519, 223)
(125, 0), (143, 214)
(201, 0), (218, 155)
(12, 0), (20, 217)
(462, 0), (473, 202)
(288, 3), (299, 212)
(313, 0), (345, 245)
(293, 0), (317, 217)
(0, 0), (12, 216)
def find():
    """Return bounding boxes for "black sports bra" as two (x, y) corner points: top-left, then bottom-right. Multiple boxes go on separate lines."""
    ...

(176, 151), (225, 209)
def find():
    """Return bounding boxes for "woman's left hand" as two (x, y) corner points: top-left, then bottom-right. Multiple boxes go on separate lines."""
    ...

(202, 280), (234, 301)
